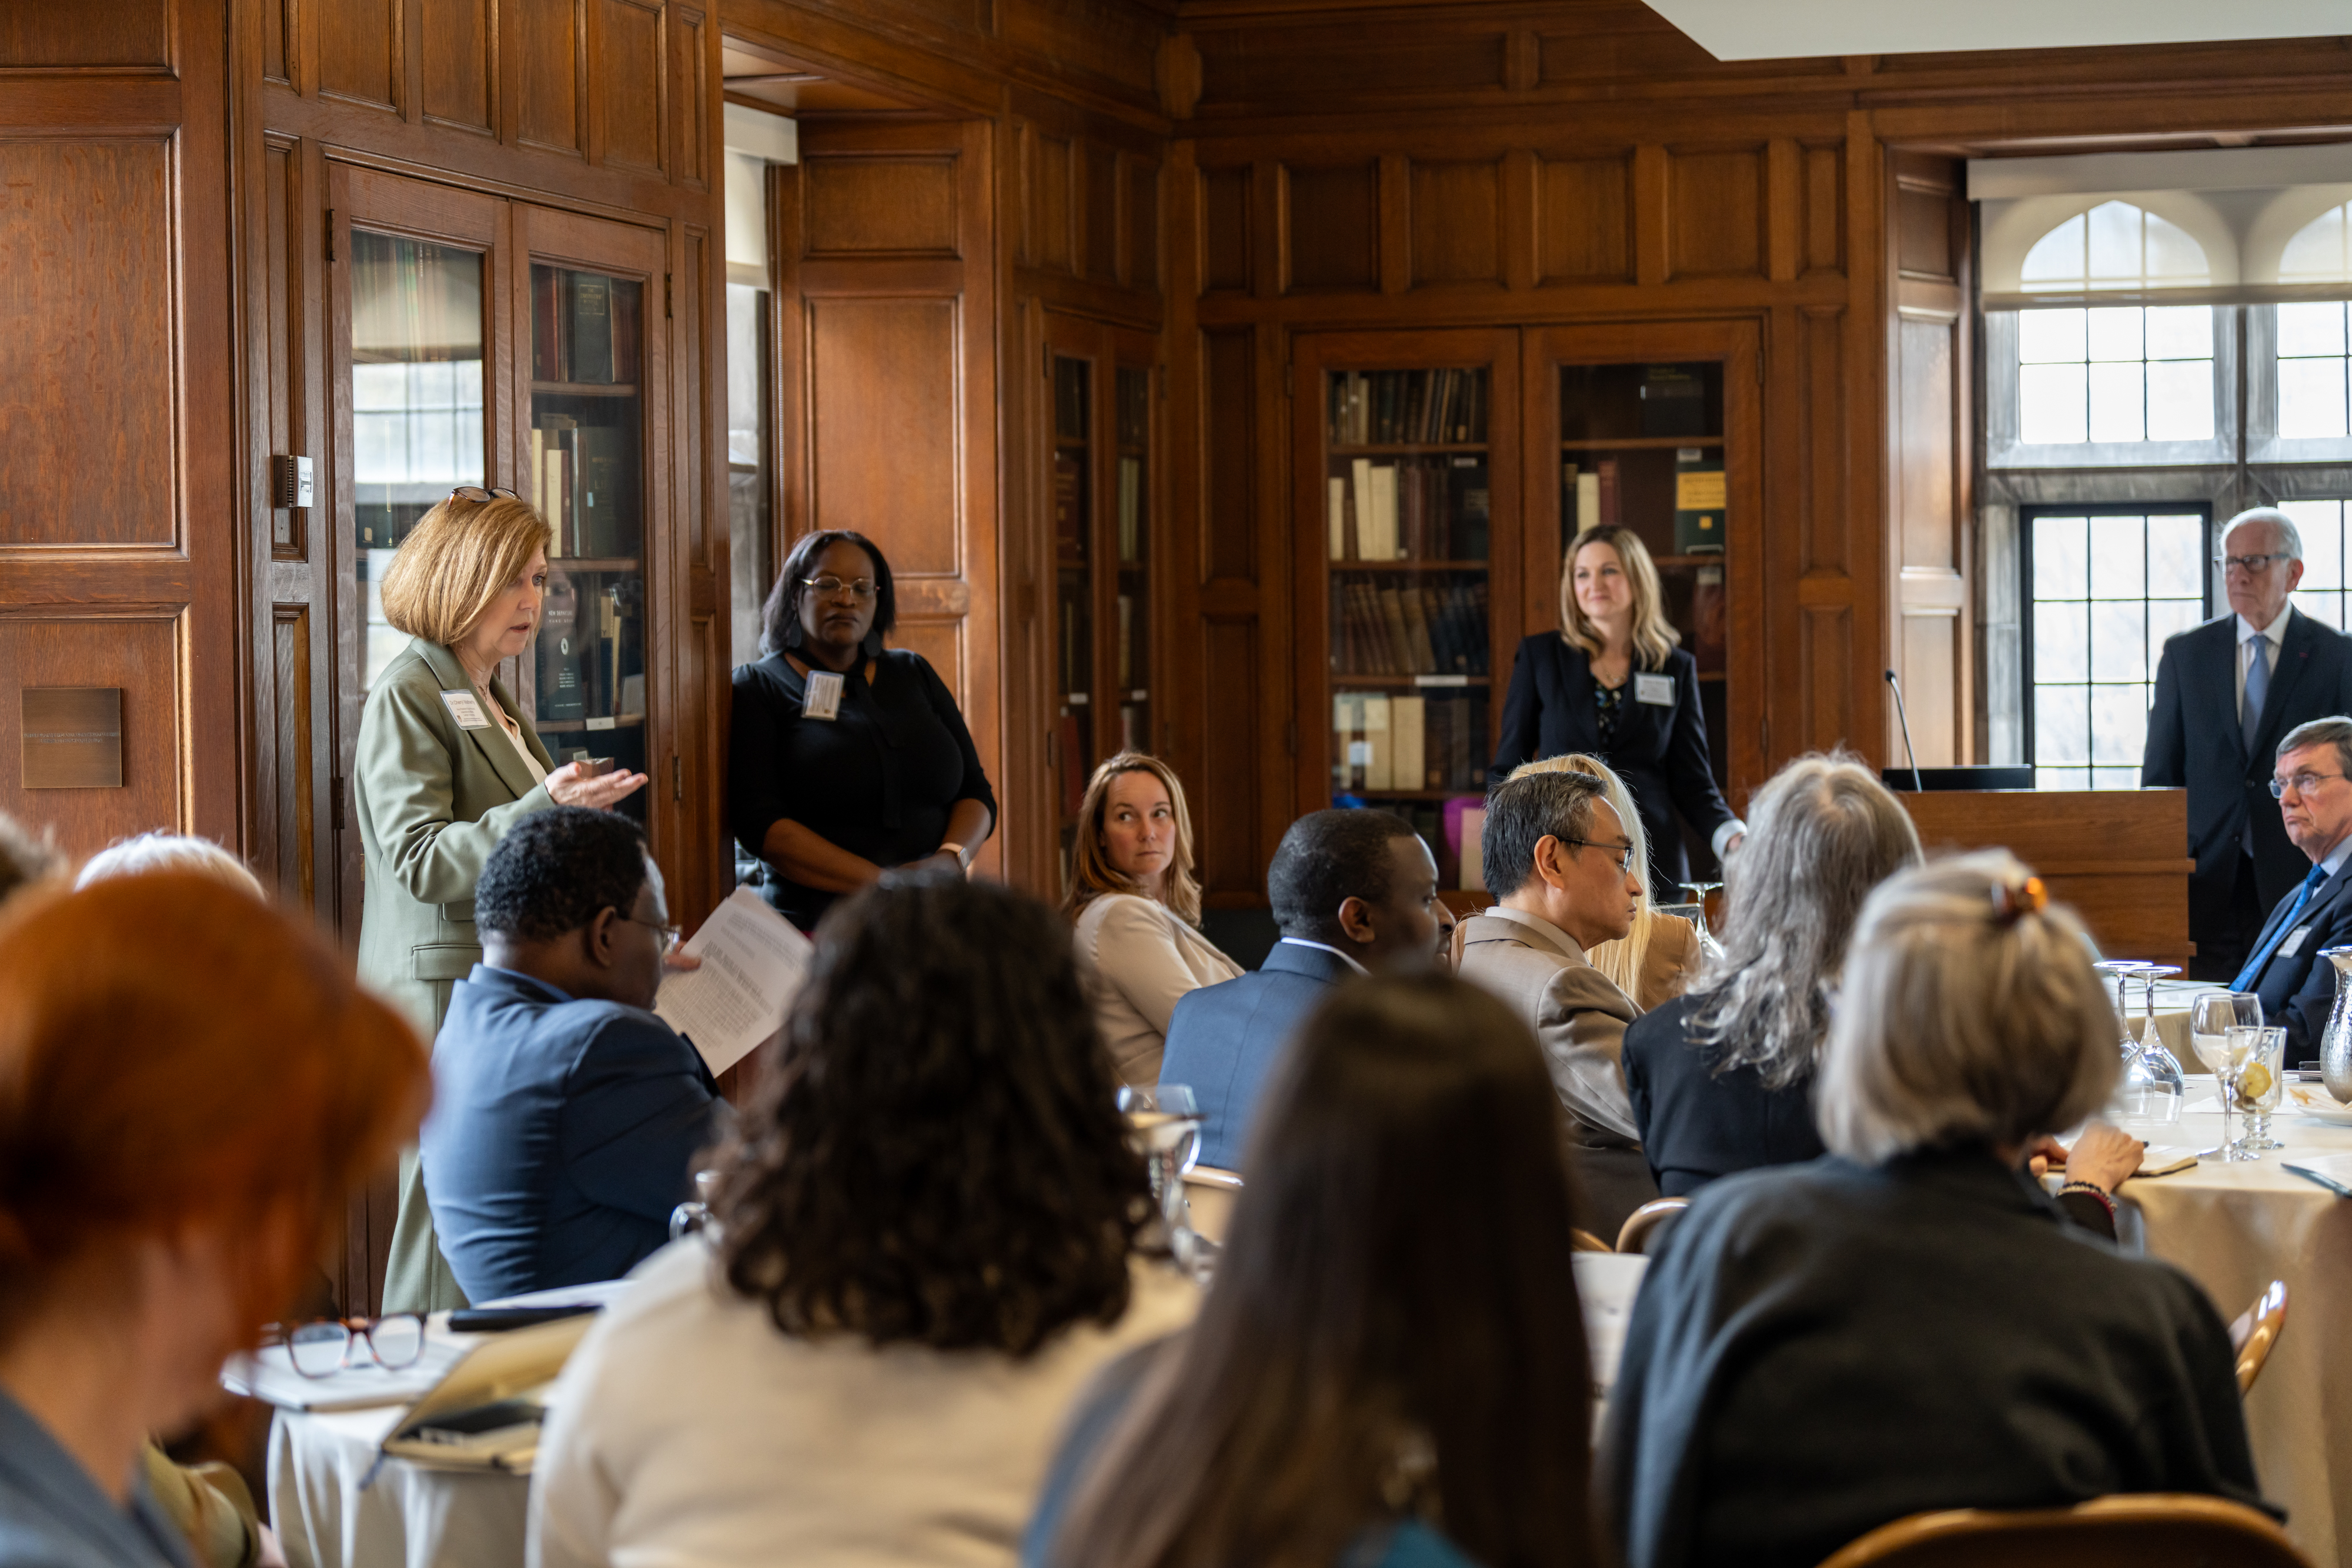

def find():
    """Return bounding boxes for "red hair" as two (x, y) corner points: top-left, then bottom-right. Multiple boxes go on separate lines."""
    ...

(0, 872), (430, 1338)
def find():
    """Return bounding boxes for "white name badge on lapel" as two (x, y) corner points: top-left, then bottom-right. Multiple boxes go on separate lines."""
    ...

(439, 690), (492, 730)
(1634, 673), (1676, 707)
(802, 670), (845, 721)
(2281, 925), (2314, 959)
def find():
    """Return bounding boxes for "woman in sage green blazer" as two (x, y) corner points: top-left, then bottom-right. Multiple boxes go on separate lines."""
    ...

(356, 489), (647, 1312)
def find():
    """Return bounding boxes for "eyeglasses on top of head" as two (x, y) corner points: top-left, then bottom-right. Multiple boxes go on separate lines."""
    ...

(1558, 837), (1638, 874)
(800, 574), (880, 601)
(272, 1313), (427, 1379)
(449, 485), (522, 506)
(2270, 771), (2347, 799)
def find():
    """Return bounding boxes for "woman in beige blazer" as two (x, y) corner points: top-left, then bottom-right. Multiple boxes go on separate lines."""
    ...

(355, 488), (647, 1312)
(1064, 753), (1241, 1088)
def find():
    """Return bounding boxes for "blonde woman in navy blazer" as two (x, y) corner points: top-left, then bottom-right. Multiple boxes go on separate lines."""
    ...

(1492, 524), (1742, 898)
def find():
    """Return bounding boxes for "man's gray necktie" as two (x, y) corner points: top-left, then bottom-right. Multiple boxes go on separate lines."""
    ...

(2244, 633), (2271, 751)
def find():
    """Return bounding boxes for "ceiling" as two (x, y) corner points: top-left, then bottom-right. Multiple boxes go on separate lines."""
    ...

(720, 42), (924, 116)
(1643, 0), (2352, 61)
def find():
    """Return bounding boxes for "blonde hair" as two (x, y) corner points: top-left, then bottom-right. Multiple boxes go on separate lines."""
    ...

(1816, 851), (2118, 1164)
(77, 833), (265, 899)
(377, 496), (553, 650)
(1507, 753), (1663, 995)
(1063, 752), (1205, 927)
(1559, 525), (1679, 669)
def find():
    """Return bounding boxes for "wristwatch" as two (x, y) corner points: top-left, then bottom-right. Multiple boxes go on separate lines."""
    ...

(937, 842), (970, 871)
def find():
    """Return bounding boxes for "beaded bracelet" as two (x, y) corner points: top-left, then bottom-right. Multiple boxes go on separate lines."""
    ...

(2059, 1180), (2117, 1225)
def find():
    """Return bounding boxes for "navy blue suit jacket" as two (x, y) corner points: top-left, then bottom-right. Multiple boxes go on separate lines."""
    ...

(2241, 856), (2352, 1060)
(421, 965), (724, 1303)
(1490, 637), (1736, 894)
(1159, 941), (1357, 1172)
(2142, 609), (2352, 935)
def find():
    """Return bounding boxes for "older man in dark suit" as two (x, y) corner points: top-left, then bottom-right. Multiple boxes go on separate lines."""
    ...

(1160, 810), (1445, 1171)
(2144, 506), (2352, 979)
(2233, 718), (2352, 1059)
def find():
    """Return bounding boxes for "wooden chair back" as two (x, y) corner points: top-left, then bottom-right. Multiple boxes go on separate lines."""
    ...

(1615, 1196), (1689, 1255)
(2231, 1279), (2288, 1393)
(1180, 1164), (1244, 1244)
(1816, 1495), (2309, 1568)
(1569, 1228), (1612, 1253)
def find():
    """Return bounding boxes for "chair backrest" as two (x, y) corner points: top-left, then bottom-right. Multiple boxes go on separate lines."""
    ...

(1180, 1164), (1244, 1244)
(1615, 1196), (1690, 1255)
(1569, 1228), (1612, 1253)
(2231, 1279), (2288, 1393)
(1816, 1495), (2310, 1568)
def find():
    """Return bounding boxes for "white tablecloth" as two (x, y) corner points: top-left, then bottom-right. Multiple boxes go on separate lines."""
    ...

(269, 1403), (526, 1568)
(2114, 1091), (2352, 1567)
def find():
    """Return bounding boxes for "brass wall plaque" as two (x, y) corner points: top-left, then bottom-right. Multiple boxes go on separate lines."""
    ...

(22, 688), (123, 789)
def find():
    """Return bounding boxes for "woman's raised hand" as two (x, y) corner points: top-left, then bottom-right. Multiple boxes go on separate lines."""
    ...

(547, 761), (650, 809)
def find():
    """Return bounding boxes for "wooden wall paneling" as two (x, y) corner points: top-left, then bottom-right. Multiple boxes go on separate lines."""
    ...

(1125, 153), (1158, 292)
(1797, 303), (1855, 754)
(264, 0), (292, 82)
(1843, 109), (1889, 770)
(593, 0), (667, 175)
(1282, 161), (1377, 293)
(1664, 145), (1765, 281)
(319, 0), (402, 112)
(512, 0), (587, 156)
(0, 2), (173, 68)
(422, 0), (496, 134)
(0, 611), (185, 857)
(1534, 150), (1633, 287)
(1407, 157), (1502, 290)
(1887, 149), (1971, 768)
(1200, 162), (1251, 294)
(1034, 131), (1074, 274)
(1084, 141), (1119, 284)
(671, 5), (709, 189)
(273, 606), (318, 908)
(1803, 141), (1844, 276)
(779, 119), (1003, 881)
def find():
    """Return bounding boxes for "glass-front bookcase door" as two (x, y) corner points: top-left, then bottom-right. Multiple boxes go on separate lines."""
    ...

(1293, 329), (1521, 893)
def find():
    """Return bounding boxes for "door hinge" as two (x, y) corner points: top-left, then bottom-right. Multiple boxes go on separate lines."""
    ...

(671, 754), (683, 801)
(324, 208), (335, 263)
(663, 272), (673, 319)
(330, 772), (347, 830)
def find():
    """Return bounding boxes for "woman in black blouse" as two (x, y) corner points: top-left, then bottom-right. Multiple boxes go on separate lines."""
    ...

(728, 530), (995, 930)
(1492, 524), (1742, 898)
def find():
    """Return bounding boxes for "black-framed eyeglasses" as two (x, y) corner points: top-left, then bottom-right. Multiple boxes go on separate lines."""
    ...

(273, 1314), (426, 1379)
(2217, 551), (2294, 573)
(2270, 771), (2347, 799)
(618, 911), (683, 950)
(449, 485), (522, 506)
(1559, 837), (1638, 874)
(801, 574), (879, 601)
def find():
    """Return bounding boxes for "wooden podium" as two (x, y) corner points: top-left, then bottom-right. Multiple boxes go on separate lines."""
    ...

(1896, 789), (2194, 965)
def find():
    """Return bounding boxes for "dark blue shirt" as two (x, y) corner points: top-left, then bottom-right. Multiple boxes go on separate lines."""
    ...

(0, 1386), (192, 1568)
(420, 965), (724, 1302)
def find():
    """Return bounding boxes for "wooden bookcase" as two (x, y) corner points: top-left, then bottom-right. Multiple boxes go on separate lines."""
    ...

(1045, 312), (1161, 878)
(1291, 322), (1762, 892)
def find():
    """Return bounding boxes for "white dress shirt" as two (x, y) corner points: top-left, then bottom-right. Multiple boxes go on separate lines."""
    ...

(2237, 604), (2293, 726)
(1275, 936), (1369, 976)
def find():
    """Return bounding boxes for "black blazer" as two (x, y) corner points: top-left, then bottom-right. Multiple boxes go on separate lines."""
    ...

(1491, 637), (1736, 895)
(2242, 854), (2352, 1059)
(1600, 1151), (2267, 1568)
(2142, 608), (2352, 925)
(1622, 993), (1826, 1198)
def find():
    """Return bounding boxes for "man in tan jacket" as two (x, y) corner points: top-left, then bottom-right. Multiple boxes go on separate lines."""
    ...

(1454, 768), (1653, 1233)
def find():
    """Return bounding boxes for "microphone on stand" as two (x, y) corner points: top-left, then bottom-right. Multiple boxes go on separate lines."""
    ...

(1885, 668), (1925, 793)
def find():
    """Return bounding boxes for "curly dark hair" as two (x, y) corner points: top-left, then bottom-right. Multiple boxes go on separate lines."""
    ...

(474, 807), (649, 941)
(757, 530), (897, 657)
(711, 871), (1146, 1356)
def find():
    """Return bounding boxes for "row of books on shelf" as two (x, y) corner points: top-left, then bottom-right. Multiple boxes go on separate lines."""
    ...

(531, 268), (639, 386)
(1054, 701), (1152, 816)
(532, 420), (639, 559)
(1057, 453), (1148, 567)
(1057, 590), (1147, 694)
(1328, 370), (1488, 447)
(1333, 693), (1486, 794)
(1334, 579), (1489, 678)
(1327, 457), (1489, 563)
(1563, 450), (1726, 555)
(536, 579), (645, 724)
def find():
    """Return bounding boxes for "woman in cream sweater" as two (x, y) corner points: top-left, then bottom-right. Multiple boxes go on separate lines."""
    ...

(1064, 753), (1242, 1088)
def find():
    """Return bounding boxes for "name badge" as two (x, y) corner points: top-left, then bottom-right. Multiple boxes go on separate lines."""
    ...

(802, 670), (845, 721)
(1634, 673), (1676, 707)
(439, 690), (492, 730)
(2282, 925), (2314, 958)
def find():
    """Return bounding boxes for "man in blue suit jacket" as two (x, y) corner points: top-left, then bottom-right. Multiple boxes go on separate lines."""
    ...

(2234, 719), (2352, 1059)
(1160, 810), (1445, 1171)
(422, 807), (724, 1303)
(2144, 508), (2352, 979)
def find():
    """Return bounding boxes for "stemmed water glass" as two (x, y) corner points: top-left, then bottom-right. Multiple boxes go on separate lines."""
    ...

(2122, 965), (2188, 1121)
(2224, 1024), (2289, 1159)
(2093, 960), (2158, 1058)
(2189, 992), (2262, 1155)
(1677, 881), (1725, 958)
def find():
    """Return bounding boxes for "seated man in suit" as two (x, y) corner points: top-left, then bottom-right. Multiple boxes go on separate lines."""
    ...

(1161, 809), (1443, 1171)
(2234, 716), (2352, 1059)
(1452, 768), (1652, 1234)
(422, 806), (724, 1302)
(2144, 507), (2352, 979)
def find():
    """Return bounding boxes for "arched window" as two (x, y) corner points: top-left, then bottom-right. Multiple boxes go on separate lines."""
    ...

(2019, 200), (2212, 294)
(2274, 202), (2352, 441)
(2012, 202), (2217, 447)
(2279, 199), (2352, 285)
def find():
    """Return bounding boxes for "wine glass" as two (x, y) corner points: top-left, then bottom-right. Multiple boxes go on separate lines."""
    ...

(2122, 966), (2188, 1122)
(2190, 992), (2261, 1156)
(1118, 1084), (1204, 1228)
(1677, 880), (1725, 958)
(2092, 960), (2157, 1057)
